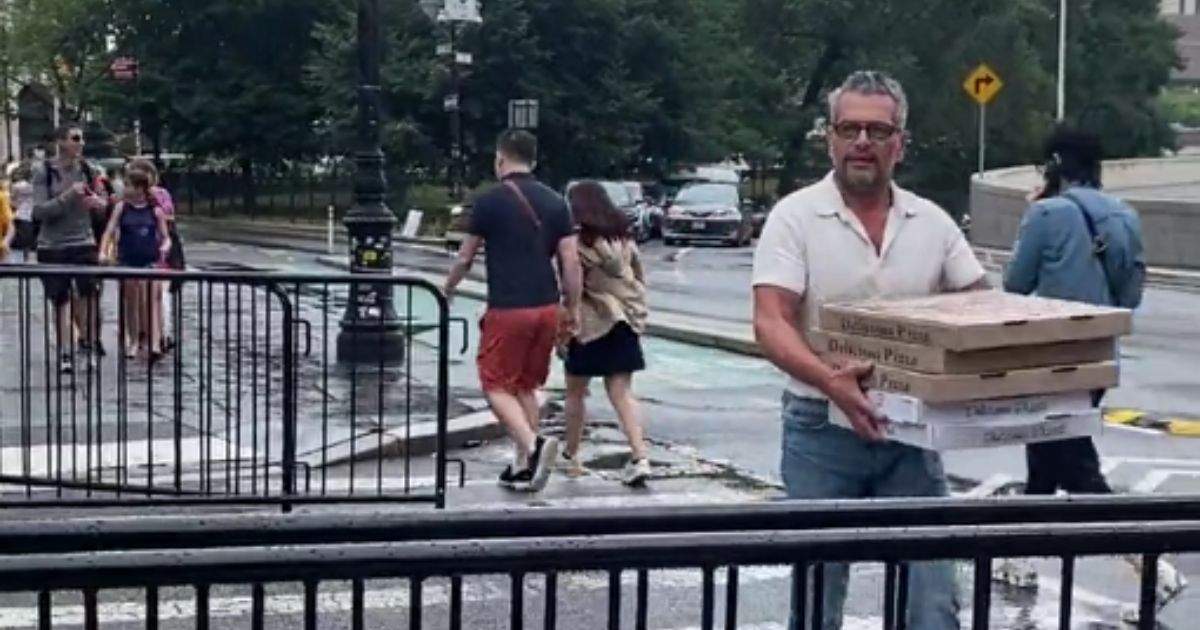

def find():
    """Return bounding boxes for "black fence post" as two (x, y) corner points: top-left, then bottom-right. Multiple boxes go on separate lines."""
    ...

(273, 283), (297, 513)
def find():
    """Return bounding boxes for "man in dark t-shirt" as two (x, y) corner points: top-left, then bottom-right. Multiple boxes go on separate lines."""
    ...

(444, 130), (582, 492)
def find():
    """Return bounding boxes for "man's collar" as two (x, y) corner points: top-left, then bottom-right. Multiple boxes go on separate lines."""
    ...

(814, 171), (918, 218)
(500, 170), (533, 181)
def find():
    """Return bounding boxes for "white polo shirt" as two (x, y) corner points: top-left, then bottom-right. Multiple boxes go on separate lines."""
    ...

(752, 172), (985, 400)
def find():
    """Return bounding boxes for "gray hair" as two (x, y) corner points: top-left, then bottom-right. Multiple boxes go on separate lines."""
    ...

(827, 70), (909, 130)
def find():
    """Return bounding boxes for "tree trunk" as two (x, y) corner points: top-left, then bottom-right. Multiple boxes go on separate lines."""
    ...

(776, 38), (843, 197)
(239, 156), (257, 211)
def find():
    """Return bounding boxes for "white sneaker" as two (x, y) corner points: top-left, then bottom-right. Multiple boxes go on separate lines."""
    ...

(559, 452), (585, 478)
(992, 558), (1039, 590)
(622, 458), (651, 487)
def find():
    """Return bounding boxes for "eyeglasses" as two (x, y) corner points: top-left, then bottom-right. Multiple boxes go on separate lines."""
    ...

(831, 121), (899, 142)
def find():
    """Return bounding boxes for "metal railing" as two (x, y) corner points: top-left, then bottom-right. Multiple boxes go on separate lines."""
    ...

(0, 496), (1196, 629)
(0, 266), (457, 509)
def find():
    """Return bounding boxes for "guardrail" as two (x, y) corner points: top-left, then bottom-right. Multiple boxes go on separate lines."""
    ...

(0, 266), (455, 509)
(0, 496), (1195, 629)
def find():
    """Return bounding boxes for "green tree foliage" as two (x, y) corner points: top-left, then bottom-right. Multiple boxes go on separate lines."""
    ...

(10, 0), (1183, 212)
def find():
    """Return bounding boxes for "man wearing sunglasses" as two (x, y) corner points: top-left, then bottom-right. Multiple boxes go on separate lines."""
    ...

(753, 70), (986, 630)
(31, 124), (108, 374)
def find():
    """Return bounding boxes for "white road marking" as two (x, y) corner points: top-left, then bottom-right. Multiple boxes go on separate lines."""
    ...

(1103, 423), (1165, 437)
(1131, 468), (1200, 494)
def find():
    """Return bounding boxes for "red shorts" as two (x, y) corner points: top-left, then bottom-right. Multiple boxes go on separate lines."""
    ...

(477, 304), (560, 394)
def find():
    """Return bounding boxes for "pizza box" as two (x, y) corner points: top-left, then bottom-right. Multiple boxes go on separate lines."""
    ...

(819, 291), (1131, 352)
(827, 358), (1119, 403)
(867, 390), (1094, 426)
(828, 402), (1103, 450)
(882, 410), (1102, 450)
(809, 330), (1116, 374)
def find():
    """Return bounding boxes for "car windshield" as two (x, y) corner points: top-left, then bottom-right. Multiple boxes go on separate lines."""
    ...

(601, 181), (634, 206)
(674, 184), (738, 206)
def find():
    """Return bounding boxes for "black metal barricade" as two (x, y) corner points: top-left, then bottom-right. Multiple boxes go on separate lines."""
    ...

(0, 496), (1196, 630)
(0, 265), (452, 509)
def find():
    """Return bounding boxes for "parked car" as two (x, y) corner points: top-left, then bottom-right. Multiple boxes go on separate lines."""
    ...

(662, 182), (754, 247)
(622, 181), (663, 239)
(566, 179), (652, 242)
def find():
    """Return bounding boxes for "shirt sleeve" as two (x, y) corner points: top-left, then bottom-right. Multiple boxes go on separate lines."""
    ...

(751, 204), (808, 296)
(1002, 205), (1047, 295)
(467, 196), (489, 237)
(941, 218), (986, 290)
(31, 163), (70, 222)
(557, 197), (577, 240)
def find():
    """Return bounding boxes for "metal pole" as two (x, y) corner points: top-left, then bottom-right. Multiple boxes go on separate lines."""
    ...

(1056, 0), (1067, 120)
(449, 22), (462, 201)
(977, 104), (986, 176)
(2, 21), (12, 161)
(336, 0), (404, 365)
(135, 66), (143, 155)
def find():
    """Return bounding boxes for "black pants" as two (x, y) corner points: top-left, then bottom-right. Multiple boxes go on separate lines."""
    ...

(1024, 390), (1112, 495)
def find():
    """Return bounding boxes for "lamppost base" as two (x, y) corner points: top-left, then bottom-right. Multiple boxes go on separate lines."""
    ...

(336, 326), (407, 365)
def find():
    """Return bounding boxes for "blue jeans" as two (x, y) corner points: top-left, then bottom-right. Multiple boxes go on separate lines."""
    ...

(781, 393), (960, 630)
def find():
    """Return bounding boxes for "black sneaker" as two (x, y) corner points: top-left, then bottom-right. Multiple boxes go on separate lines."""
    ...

(59, 354), (74, 375)
(526, 436), (559, 493)
(80, 340), (107, 357)
(498, 464), (534, 490)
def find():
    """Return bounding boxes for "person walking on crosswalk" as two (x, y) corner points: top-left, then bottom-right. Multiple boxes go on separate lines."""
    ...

(558, 180), (651, 487)
(443, 130), (583, 493)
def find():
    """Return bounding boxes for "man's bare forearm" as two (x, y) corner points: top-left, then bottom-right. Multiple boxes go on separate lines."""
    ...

(443, 259), (470, 295)
(755, 316), (836, 395)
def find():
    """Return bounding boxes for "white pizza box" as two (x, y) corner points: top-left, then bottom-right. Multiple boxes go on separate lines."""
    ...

(830, 405), (1102, 451)
(869, 390), (1095, 426)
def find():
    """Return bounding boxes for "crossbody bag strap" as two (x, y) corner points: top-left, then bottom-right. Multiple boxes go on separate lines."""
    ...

(504, 180), (542, 232)
(1061, 191), (1118, 304)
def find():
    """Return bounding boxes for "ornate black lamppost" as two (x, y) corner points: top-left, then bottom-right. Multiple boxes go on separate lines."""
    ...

(336, 0), (405, 364)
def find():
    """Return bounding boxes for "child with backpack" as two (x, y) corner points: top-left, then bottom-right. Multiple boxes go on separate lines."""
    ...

(99, 169), (172, 362)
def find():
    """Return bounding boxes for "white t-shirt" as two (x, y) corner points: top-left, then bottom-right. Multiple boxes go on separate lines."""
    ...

(11, 181), (33, 222)
(751, 172), (985, 400)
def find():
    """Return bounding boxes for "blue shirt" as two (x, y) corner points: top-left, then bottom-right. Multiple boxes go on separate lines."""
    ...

(1003, 186), (1139, 308)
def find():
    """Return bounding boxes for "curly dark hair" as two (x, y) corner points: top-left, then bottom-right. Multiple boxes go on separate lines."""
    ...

(1041, 126), (1103, 194)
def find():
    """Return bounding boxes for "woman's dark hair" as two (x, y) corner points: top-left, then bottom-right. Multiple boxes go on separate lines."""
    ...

(567, 181), (631, 247)
(1037, 126), (1103, 200)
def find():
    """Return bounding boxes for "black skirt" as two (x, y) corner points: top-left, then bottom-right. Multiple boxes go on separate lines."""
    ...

(564, 321), (645, 377)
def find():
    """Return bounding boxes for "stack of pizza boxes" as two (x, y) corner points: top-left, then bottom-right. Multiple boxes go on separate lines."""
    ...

(810, 291), (1130, 450)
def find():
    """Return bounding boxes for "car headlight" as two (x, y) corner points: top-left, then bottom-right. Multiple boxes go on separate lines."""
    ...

(450, 205), (464, 216)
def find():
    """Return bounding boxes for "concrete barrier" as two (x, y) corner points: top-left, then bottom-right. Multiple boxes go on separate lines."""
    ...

(970, 156), (1200, 269)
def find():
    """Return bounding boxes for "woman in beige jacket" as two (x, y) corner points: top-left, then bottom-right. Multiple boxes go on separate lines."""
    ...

(561, 181), (650, 486)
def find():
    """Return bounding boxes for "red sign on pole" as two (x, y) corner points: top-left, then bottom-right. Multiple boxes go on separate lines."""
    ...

(110, 57), (139, 81)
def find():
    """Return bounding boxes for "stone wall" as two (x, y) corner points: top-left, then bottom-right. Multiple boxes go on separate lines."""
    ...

(969, 156), (1200, 269)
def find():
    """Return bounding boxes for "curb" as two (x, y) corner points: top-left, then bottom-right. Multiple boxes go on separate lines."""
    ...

(181, 217), (448, 249)
(304, 409), (507, 467)
(307, 395), (557, 467)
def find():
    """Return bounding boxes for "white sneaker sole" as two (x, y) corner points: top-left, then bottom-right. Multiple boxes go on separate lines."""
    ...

(528, 438), (559, 493)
